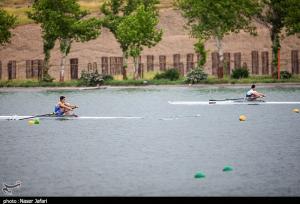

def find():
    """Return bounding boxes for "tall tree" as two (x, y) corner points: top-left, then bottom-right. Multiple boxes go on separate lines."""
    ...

(116, 5), (162, 79)
(0, 8), (17, 46)
(176, 0), (262, 78)
(258, 0), (300, 72)
(258, 0), (287, 72)
(101, 0), (160, 79)
(28, 0), (102, 82)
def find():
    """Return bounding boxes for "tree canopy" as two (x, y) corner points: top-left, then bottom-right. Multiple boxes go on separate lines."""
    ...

(0, 8), (17, 46)
(176, 0), (262, 78)
(116, 4), (162, 79)
(176, 0), (262, 40)
(283, 0), (300, 37)
(28, 0), (102, 81)
(116, 5), (162, 58)
(258, 0), (300, 68)
(101, 0), (161, 79)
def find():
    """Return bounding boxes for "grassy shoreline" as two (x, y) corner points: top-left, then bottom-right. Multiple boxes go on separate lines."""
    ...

(1, 76), (300, 87)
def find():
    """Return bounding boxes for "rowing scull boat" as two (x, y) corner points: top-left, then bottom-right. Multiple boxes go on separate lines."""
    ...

(0, 115), (143, 120)
(168, 101), (300, 105)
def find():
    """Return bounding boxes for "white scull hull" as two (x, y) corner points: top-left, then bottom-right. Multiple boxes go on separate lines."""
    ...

(0, 116), (143, 120)
(168, 101), (300, 105)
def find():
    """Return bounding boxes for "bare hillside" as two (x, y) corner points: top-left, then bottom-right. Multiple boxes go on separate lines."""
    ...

(0, 8), (300, 81)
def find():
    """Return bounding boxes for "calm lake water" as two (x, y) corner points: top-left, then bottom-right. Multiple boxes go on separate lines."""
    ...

(0, 85), (300, 196)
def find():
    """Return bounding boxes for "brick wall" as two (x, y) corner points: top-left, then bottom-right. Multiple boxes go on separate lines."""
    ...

(1, 50), (299, 81)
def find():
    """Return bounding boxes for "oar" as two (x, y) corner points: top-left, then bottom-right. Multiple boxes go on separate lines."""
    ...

(246, 95), (266, 102)
(17, 106), (79, 120)
(209, 98), (245, 101)
(225, 98), (246, 101)
(55, 106), (79, 117)
(17, 112), (55, 121)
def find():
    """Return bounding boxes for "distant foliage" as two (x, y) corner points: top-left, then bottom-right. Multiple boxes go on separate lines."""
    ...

(185, 67), (208, 84)
(154, 68), (180, 81)
(0, 8), (17, 46)
(103, 74), (114, 81)
(231, 67), (249, 79)
(284, 0), (300, 36)
(42, 73), (54, 82)
(80, 70), (104, 86)
(194, 40), (207, 66)
(272, 70), (292, 79)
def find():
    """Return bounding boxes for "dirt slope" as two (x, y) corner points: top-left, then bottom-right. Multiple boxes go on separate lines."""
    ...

(0, 8), (299, 80)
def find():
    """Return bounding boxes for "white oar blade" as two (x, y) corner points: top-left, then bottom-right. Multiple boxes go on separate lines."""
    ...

(0, 116), (33, 120)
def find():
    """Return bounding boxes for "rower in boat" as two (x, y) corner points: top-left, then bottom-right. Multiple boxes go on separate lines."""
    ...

(246, 84), (265, 101)
(54, 96), (78, 117)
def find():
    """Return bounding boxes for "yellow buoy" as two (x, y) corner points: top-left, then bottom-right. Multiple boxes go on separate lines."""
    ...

(28, 120), (35, 125)
(293, 108), (299, 113)
(239, 115), (247, 121)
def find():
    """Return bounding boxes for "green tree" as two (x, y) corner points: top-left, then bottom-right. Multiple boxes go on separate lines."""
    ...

(0, 8), (17, 46)
(258, 0), (286, 71)
(116, 5), (162, 79)
(283, 0), (300, 37)
(194, 40), (207, 67)
(176, 0), (262, 78)
(258, 0), (300, 71)
(28, 0), (102, 82)
(101, 0), (160, 79)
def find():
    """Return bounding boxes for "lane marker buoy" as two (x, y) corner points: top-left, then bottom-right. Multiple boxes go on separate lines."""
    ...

(292, 108), (299, 113)
(239, 115), (246, 121)
(223, 166), (233, 172)
(34, 118), (40, 124)
(194, 171), (206, 179)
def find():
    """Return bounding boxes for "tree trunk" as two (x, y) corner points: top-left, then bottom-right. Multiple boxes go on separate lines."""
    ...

(42, 60), (48, 80)
(133, 57), (139, 80)
(122, 52), (128, 80)
(60, 53), (66, 82)
(59, 39), (71, 82)
(215, 36), (224, 78)
(271, 31), (281, 72)
(42, 52), (50, 81)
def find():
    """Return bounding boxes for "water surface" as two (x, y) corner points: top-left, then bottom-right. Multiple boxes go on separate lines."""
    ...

(0, 86), (300, 196)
